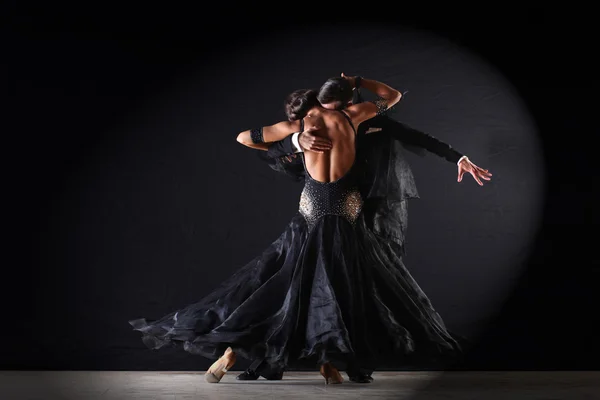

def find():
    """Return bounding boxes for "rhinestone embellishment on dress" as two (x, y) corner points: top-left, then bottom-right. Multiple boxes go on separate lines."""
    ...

(299, 178), (364, 229)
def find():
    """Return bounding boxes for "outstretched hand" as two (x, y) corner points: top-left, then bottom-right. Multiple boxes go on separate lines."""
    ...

(458, 158), (492, 186)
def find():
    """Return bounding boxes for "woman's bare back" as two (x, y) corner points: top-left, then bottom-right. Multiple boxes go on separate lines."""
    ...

(302, 107), (357, 183)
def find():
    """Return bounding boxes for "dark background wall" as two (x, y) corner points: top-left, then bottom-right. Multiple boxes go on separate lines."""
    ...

(3, 6), (597, 371)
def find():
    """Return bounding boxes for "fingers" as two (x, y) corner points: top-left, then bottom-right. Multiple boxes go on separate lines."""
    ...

(299, 127), (333, 151)
(309, 143), (333, 152)
(303, 143), (332, 152)
(477, 169), (492, 180)
(284, 154), (301, 161)
(478, 171), (491, 181)
(301, 138), (332, 149)
(473, 164), (492, 176)
(471, 172), (484, 186)
(460, 164), (491, 185)
(300, 137), (332, 152)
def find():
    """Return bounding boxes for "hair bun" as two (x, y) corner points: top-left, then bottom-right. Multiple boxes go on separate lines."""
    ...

(284, 89), (319, 121)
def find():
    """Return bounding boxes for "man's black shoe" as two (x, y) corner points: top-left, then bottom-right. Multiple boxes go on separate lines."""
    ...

(236, 369), (260, 380)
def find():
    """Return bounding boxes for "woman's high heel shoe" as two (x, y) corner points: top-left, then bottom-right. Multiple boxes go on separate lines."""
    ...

(205, 347), (236, 383)
(320, 362), (343, 384)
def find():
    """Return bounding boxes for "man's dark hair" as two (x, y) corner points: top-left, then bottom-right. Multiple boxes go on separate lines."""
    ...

(317, 77), (353, 109)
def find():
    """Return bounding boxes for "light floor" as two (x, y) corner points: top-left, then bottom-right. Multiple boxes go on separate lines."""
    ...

(1, 370), (598, 400)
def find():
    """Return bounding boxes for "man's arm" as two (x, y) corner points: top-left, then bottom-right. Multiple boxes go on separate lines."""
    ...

(350, 77), (464, 164)
(266, 132), (303, 158)
(352, 80), (491, 185)
(367, 116), (491, 184)
(375, 117), (464, 163)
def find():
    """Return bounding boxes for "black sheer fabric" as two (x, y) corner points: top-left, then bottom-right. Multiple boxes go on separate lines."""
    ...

(129, 113), (461, 371)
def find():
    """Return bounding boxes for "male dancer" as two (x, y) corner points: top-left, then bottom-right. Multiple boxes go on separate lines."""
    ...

(238, 74), (491, 382)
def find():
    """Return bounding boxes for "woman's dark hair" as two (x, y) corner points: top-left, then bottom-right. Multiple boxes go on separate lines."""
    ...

(317, 77), (353, 108)
(284, 89), (320, 121)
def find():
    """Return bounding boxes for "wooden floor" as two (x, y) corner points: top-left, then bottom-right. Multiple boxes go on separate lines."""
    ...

(1, 370), (598, 399)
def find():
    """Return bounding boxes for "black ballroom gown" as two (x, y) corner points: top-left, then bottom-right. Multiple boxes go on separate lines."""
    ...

(129, 114), (461, 372)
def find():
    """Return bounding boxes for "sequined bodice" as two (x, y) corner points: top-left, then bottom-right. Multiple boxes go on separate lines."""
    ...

(298, 165), (364, 229)
(298, 110), (364, 229)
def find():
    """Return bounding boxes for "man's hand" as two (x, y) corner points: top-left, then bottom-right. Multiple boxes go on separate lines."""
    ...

(299, 126), (332, 153)
(458, 158), (492, 186)
(282, 154), (298, 163)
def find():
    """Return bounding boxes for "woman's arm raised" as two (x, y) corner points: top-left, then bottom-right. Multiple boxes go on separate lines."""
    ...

(343, 74), (403, 127)
(236, 119), (303, 150)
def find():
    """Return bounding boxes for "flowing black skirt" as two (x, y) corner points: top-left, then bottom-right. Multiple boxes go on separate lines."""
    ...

(129, 212), (461, 371)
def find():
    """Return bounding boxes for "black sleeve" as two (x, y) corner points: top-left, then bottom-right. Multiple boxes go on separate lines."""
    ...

(376, 117), (464, 163)
(265, 119), (304, 159)
(266, 135), (297, 159)
(256, 151), (305, 181)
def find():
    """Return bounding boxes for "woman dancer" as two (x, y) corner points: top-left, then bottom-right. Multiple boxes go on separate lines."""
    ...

(129, 77), (460, 384)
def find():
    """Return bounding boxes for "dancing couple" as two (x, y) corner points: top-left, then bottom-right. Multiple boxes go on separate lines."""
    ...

(129, 73), (492, 384)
